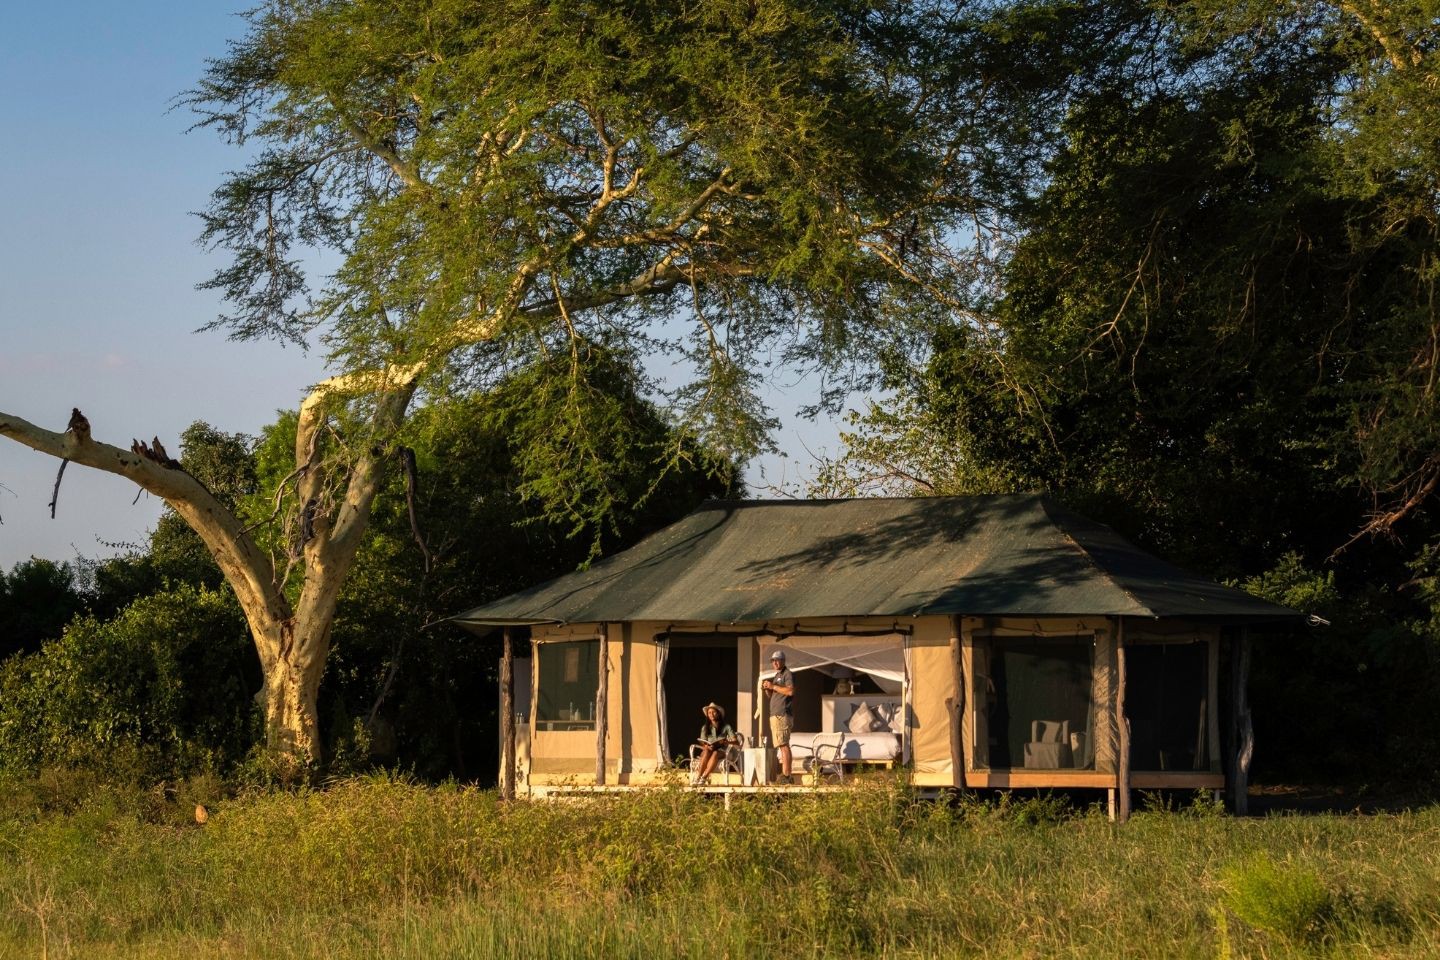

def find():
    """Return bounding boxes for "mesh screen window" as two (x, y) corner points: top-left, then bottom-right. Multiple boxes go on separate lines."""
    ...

(1125, 642), (1210, 771)
(536, 640), (599, 729)
(987, 637), (1095, 770)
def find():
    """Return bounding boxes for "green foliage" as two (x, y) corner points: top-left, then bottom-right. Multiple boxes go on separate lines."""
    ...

(811, 392), (1020, 498)
(928, 47), (1414, 569)
(833, 0), (1439, 557)
(186, 0), (975, 459)
(824, 0), (1440, 785)
(1238, 553), (1343, 617)
(0, 585), (258, 780)
(486, 343), (739, 546)
(145, 422), (260, 588)
(1239, 553), (1440, 781)
(320, 350), (736, 779)
(0, 558), (85, 661)
(1221, 854), (1334, 942)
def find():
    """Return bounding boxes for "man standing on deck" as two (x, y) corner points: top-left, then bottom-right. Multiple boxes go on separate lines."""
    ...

(763, 650), (796, 783)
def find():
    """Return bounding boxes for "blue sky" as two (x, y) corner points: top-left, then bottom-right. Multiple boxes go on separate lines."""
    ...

(0, 3), (323, 569)
(0, 2), (839, 571)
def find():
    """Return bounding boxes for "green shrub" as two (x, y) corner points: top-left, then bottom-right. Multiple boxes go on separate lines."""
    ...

(1220, 853), (1334, 942)
(991, 790), (1078, 825)
(0, 585), (258, 780)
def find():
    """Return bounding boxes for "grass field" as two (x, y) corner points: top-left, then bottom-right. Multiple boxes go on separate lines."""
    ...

(2, 771), (1437, 959)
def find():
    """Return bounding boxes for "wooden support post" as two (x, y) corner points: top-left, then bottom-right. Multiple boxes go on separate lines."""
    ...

(901, 634), (912, 769)
(595, 623), (610, 786)
(1207, 634), (1221, 772)
(1230, 629), (1253, 815)
(948, 616), (967, 792)
(500, 627), (516, 802)
(737, 636), (755, 745)
(1115, 619), (1131, 823)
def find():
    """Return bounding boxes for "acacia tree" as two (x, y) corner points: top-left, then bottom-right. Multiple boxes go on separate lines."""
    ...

(0, 0), (983, 764)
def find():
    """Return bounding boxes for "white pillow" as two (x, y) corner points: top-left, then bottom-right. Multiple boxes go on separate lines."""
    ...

(847, 702), (877, 734)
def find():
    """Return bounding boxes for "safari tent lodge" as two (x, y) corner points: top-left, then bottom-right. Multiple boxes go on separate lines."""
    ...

(452, 496), (1297, 816)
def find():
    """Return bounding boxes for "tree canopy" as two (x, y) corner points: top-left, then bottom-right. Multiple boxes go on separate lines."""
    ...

(0, 560), (86, 663)
(829, 0), (1439, 553)
(187, 0), (980, 457)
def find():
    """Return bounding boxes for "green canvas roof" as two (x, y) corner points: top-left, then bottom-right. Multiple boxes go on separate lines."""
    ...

(451, 495), (1300, 629)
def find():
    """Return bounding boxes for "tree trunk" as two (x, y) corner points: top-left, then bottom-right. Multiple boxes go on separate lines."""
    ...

(264, 639), (326, 762)
(1115, 618), (1131, 824)
(500, 627), (516, 801)
(0, 376), (417, 769)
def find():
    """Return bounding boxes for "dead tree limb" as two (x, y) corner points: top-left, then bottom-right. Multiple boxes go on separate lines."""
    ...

(48, 459), (69, 519)
(398, 446), (432, 573)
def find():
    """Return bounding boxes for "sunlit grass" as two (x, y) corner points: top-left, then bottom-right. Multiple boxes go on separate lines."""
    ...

(1, 771), (1437, 958)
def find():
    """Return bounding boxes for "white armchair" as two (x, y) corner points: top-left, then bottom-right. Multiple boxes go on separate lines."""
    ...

(1023, 719), (1074, 769)
(802, 731), (846, 784)
(689, 732), (746, 784)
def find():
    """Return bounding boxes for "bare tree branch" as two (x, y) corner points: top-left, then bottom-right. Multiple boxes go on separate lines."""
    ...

(48, 460), (68, 519)
(0, 408), (290, 666)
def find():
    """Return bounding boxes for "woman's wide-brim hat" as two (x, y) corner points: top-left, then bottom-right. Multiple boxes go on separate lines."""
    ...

(701, 701), (725, 718)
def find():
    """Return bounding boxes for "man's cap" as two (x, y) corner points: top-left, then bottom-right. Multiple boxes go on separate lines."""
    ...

(770, 650), (786, 662)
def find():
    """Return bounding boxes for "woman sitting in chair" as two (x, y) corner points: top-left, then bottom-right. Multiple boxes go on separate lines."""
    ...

(692, 702), (737, 784)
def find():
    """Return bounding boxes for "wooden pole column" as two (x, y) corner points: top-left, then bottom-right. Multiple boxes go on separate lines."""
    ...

(948, 616), (967, 792)
(1115, 619), (1132, 823)
(500, 627), (516, 802)
(1230, 628), (1253, 815)
(1207, 634), (1221, 773)
(901, 634), (912, 770)
(595, 623), (610, 786)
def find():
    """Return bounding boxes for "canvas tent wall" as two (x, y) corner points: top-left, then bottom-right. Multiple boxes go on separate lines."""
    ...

(518, 617), (939, 784)
(523, 622), (666, 781)
(495, 614), (1223, 792)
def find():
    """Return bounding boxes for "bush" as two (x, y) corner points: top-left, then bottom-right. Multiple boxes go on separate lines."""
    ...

(0, 585), (259, 780)
(1220, 853), (1334, 942)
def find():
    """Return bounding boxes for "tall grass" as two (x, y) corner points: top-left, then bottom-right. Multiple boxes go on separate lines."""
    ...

(1, 772), (1437, 958)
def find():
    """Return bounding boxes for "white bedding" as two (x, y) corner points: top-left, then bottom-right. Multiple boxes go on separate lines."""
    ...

(790, 731), (901, 762)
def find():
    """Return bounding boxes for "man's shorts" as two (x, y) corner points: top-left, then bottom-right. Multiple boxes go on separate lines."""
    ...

(769, 714), (792, 747)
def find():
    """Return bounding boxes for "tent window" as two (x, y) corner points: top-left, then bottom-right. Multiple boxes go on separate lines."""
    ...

(536, 640), (598, 730)
(982, 636), (1096, 771)
(1125, 642), (1210, 771)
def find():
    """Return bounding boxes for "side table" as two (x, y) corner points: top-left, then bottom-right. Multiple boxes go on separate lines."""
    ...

(742, 746), (774, 785)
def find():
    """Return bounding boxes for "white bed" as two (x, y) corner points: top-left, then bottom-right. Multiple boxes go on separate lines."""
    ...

(790, 695), (903, 763)
(790, 731), (901, 762)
